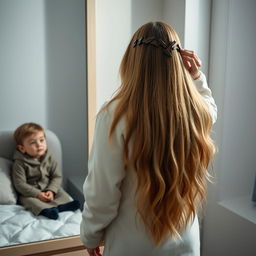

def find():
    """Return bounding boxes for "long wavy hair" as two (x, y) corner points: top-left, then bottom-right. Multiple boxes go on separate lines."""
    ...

(102, 22), (216, 245)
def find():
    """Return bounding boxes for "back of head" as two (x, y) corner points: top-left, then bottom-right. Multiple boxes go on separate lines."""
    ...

(14, 122), (44, 146)
(106, 22), (216, 244)
(120, 21), (183, 90)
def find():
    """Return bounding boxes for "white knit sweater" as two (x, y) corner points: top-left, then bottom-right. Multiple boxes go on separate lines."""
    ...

(80, 72), (217, 256)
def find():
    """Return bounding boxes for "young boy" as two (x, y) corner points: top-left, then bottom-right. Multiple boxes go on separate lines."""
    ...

(12, 122), (80, 220)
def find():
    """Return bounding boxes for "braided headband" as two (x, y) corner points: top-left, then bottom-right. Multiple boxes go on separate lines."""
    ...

(133, 36), (180, 57)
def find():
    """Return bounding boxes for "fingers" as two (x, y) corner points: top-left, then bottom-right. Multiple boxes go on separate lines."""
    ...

(182, 55), (198, 75)
(95, 247), (102, 256)
(87, 247), (102, 256)
(42, 196), (50, 202)
(40, 193), (51, 202)
(40, 197), (49, 202)
(45, 192), (51, 198)
(180, 49), (201, 80)
(42, 191), (53, 201)
(180, 49), (201, 67)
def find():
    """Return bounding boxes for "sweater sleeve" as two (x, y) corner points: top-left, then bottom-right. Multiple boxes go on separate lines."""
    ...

(193, 72), (217, 124)
(44, 156), (62, 194)
(80, 109), (126, 249)
(12, 161), (41, 197)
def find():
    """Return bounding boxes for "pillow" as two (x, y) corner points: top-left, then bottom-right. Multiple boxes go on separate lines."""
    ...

(0, 157), (17, 204)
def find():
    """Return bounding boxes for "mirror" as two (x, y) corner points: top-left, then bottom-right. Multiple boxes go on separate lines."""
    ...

(0, 0), (88, 248)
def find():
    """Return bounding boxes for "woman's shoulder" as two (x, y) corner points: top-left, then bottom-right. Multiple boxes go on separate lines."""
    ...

(97, 100), (118, 120)
(97, 100), (125, 133)
(99, 100), (118, 114)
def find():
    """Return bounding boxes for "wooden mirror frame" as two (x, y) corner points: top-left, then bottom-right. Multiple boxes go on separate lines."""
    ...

(0, 0), (96, 255)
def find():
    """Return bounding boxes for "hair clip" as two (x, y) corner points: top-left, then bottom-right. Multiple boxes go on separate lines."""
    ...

(133, 37), (180, 57)
(133, 37), (144, 47)
(176, 44), (181, 52)
(144, 37), (156, 45)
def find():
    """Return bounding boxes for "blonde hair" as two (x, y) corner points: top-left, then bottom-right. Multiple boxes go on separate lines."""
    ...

(103, 22), (216, 244)
(14, 122), (45, 145)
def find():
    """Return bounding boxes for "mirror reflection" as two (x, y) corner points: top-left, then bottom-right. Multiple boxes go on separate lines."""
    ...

(0, 0), (86, 248)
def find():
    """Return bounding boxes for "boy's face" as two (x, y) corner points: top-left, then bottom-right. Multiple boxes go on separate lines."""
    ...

(18, 131), (47, 158)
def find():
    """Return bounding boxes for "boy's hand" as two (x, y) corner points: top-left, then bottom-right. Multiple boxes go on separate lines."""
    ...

(45, 190), (54, 201)
(37, 192), (51, 202)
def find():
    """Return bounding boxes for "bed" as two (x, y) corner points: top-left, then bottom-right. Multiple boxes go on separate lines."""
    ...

(0, 130), (85, 255)
(0, 204), (81, 247)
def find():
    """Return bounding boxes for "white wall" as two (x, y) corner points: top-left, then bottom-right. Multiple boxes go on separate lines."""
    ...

(216, 0), (256, 201)
(0, 0), (47, 128)
(131, 0), (163, 34)
(202, 0), (256, 255)
(163, 0), (186, 44)
(184, 0), (211, 76)
(95, 0), (132, 111)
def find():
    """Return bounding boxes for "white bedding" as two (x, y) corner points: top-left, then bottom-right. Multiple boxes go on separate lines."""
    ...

(0, 204), (82, 247)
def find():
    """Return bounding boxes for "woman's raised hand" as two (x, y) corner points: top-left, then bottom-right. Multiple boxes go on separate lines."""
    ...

(180, 49), (201, 80)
